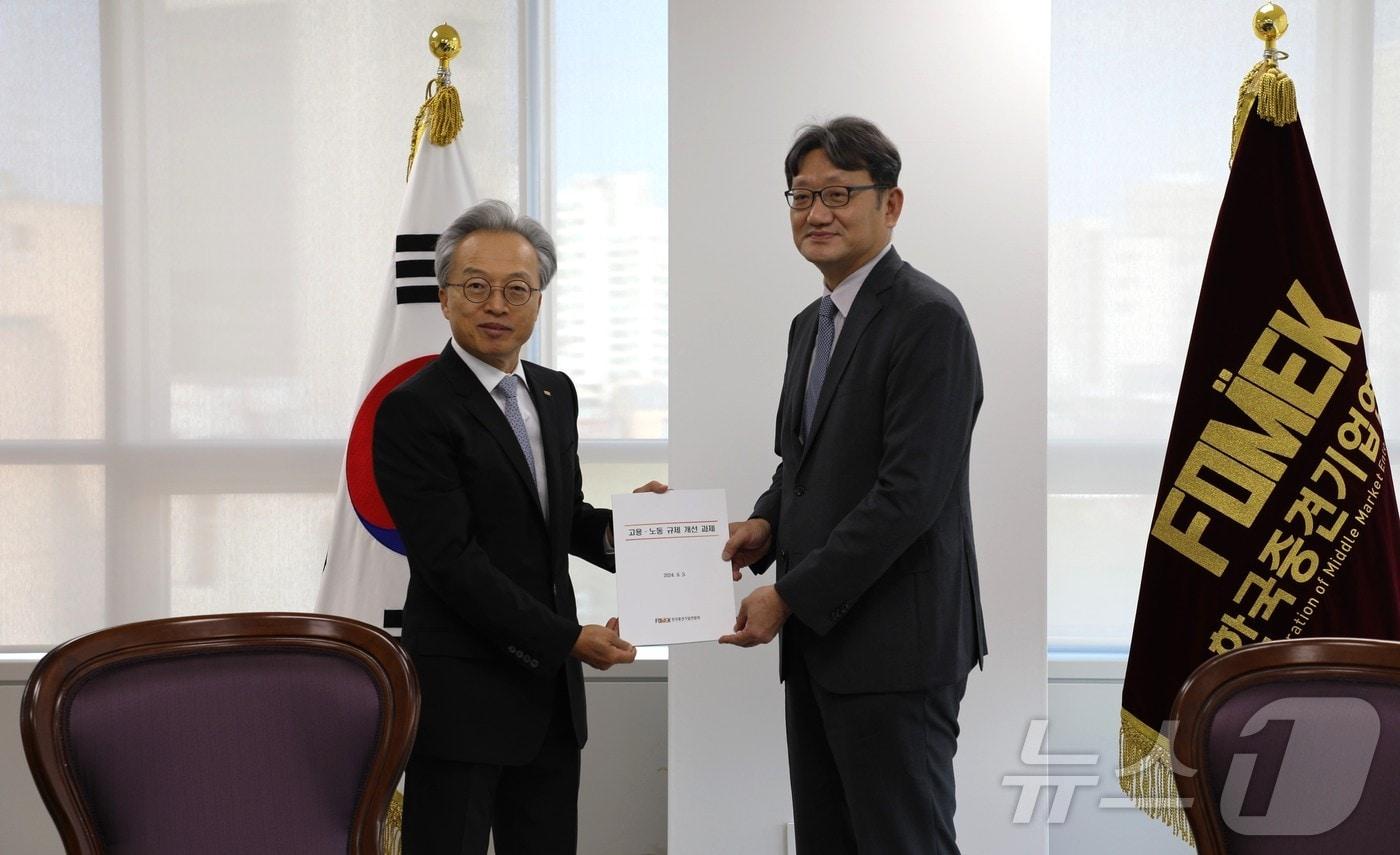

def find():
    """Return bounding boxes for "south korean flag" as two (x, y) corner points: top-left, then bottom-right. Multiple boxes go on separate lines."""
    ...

(316, 127), (475, 633)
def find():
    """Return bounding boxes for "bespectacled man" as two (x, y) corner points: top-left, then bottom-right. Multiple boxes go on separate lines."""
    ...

(722, 117), (988, 855)
(375, 199), (665, 854)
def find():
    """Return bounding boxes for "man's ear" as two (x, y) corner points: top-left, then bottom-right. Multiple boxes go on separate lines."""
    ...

(883, 186), (905, 228)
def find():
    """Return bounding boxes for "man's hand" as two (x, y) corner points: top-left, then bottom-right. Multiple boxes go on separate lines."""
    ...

(608, 481), (670, 547)
(572, 622), (636, 670)
(718, 584), (791, 647)
(722, 518), (773, 581)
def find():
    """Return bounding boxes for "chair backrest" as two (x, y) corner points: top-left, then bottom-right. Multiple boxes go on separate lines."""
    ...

(1171, 637), (1400, 854)
(21, 612), (418, 855)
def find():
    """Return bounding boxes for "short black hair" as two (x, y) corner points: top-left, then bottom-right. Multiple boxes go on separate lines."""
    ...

(784, 116), (901, 189)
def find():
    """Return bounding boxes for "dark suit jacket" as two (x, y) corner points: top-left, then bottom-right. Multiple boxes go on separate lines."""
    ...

(374, 342), (613, 765)
(751, 247), (988, 693)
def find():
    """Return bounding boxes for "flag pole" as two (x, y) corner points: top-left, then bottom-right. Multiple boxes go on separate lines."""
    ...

(1121, 4), (1304, 844)
(321, 23), (478, 853)
(385, 30), (465, 855)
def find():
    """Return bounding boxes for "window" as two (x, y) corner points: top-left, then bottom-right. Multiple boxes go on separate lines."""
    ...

(2, 0), (672, 648)
(0, 0), (523, 647)
(549, 0), (669, 630)
(1047, 0), (1400, 652)
(550, 0), (668, 441)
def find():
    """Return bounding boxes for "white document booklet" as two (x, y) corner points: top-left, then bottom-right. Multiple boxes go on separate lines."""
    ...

(611, 488), (737, 647)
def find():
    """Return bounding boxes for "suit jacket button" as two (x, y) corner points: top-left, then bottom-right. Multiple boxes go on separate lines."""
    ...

(508, 645), (517, 654)
(794, 486), (806, 497)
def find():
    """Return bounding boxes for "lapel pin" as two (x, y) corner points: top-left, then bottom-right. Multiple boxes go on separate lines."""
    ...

(542, 389), (552, 397)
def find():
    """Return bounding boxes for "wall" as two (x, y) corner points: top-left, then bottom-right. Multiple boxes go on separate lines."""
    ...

(1046, 659), (1194, 854)
(1, 659), (59, 854)
(667, 1), (1051, 852)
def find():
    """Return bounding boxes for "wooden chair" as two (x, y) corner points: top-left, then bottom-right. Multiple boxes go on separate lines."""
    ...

(21, 613), (418, 854)
(1172, 637), (1400, 854)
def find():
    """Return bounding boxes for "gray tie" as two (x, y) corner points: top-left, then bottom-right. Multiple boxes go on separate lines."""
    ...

(496, 375), (538, 487)
(803, 295), (836, 441)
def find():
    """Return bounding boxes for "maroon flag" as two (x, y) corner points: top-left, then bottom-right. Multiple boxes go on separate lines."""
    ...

(1119, 63), (1400, 839)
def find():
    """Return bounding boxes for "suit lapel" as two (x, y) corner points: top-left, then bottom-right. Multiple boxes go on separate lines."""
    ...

(438, 343), (547, 522)
(783, 307), (819, 445)
(798, 249), (900, 466)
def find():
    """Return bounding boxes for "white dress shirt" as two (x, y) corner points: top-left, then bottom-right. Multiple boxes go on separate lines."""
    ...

(807, 242), (894, 392)
(451, 339), (550, 519)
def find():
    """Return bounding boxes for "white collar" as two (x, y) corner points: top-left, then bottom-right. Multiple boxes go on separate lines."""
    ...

(450, 338), (530, 394)
(821, 242), (893, 318)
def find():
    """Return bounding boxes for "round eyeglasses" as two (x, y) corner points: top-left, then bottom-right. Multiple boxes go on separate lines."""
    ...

(444, 278), (541, 306)
(784, 184), (891, 210)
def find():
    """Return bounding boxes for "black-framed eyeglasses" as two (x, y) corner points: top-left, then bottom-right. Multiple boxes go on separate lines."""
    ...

(444, 278), (541, 307)
(784, 184), (891, 210)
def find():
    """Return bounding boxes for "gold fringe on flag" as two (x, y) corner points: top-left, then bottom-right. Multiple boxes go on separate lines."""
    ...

(1231, 59), (1299, 162)
(1118, 709), (1194, 846)
(381, 789), (405, 855)
(406, 24), (465, 180)
(1230, 5), (1298, 163)
(407, 78), (464, 180)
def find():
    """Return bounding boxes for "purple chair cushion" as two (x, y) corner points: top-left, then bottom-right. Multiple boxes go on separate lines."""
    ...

(1203, 678), (1400, 854)
(64, 650), (382, 855)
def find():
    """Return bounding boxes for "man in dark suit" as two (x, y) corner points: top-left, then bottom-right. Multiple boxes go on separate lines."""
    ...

(720, 117), (987, 854)
(374, 199), (662, 854)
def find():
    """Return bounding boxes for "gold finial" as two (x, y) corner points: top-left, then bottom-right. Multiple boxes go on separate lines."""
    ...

(1253, 4), (1289, 53)
(430, 24), (461, 75)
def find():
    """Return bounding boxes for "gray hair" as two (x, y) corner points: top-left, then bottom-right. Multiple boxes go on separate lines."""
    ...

(434, 199), (558, 290)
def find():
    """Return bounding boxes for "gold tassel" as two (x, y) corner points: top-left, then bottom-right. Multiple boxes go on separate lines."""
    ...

(406, 78), (465, 181)
(1256, 65), (1297, 127)
(428, 84), (463, 145)
(381, 789), (405, 855)
(1118, 709), (1195, 846)
(1230, 57), (1299, 164)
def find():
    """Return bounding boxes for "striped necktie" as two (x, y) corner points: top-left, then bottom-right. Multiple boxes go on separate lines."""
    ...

(802, 294), (836, 441)
(496, 374), (538, 488)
